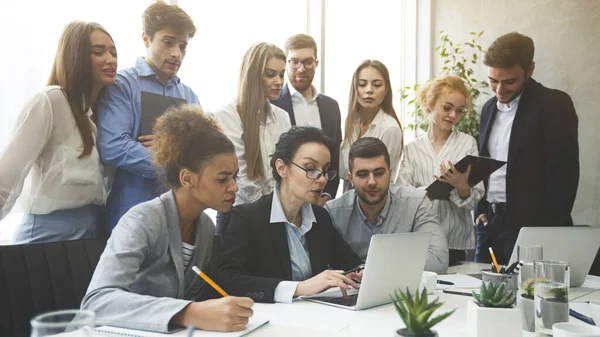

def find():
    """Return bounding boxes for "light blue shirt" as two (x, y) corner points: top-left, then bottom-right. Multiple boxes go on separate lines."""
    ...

(348, 190), (393, 259)
(270, 186), (315, 303)
(97, 57), (200, 234)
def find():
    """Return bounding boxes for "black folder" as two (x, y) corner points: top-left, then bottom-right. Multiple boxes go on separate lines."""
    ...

(140, 91), (187, 136)
(425, 155), (506, 200)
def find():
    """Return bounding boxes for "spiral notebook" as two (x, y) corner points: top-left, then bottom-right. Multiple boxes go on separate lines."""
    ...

(95, 317), (269, 337)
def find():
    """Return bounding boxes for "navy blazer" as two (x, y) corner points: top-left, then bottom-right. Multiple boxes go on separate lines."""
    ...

(475, 78), (579, 228)
(270, 84), (342, 198)
(214, 193), (363, 303)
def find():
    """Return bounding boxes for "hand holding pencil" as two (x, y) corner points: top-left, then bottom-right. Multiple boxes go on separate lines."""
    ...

(171, 266), (255, 332)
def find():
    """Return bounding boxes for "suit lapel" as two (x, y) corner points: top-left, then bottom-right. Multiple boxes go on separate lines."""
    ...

(316, 96), (328, 134)
(305, 208), (322, 275)
(269, 222), (293, 280)
(160, 191), (186, 298)
(262, 195), (293, 280)
(480, 103), (498, 156)
(281, 84), (296, 126)
(506, 79), (536, 174)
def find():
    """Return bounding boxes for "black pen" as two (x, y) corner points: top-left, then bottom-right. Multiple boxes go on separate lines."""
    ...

(437, 280), (454, 286)
(569, 309), (596, 325)
(343, 264), (366, 275)
(442, 288), (474, 297)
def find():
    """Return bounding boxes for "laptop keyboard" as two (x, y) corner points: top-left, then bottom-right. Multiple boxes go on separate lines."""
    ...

(314, 293), (359, 306)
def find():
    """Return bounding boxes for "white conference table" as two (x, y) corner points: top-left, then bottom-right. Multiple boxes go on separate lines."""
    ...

(244, 263), (600, 337)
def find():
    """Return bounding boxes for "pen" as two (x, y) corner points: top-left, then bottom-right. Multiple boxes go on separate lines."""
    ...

(569, 309), (596, 325)
(442, 288), (474, 297)
(186, 325), (194, 337)
(343, 264), (366, 275)
(489, 247), (501, 273)
(437, 280), (454, 286)
(192, 266), (229, 297)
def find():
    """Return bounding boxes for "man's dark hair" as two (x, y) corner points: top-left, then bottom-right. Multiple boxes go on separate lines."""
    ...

(348, 137), (390, 173)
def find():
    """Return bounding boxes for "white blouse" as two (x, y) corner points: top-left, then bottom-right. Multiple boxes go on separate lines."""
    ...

(397, 130), (484, 249)
(0, 86), (107, 219)
(340, 108), (403, 181)
(212, 101), (291, 205)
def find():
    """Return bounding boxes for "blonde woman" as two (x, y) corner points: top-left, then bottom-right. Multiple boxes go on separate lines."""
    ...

(339, 60), (403, 191)
(398, 75), (484, 265)
(213, 42), (292, 229)
(0, 21), (117, 243)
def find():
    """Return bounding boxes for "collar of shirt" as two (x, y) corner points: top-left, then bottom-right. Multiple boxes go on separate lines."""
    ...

(496, 93), (522, 112)
(354, 189), (392, 228)
(270, 185), (315, 235)
(288, 83), (320, 103)
(135, 57), (181, 85)
(368, 108), (387, 128)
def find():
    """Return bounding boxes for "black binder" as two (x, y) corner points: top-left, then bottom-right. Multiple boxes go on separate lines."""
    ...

(140, 91), (187, 136)
(425, 155), (506, 200)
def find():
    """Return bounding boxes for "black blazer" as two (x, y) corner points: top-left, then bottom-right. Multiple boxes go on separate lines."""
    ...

(214, 193), (363, 303)
(270, 84), (342, 198)
(475, 78), (579, 228)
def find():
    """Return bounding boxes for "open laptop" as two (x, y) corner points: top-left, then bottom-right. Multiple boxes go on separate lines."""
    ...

(302, 231), (431, 310)
(508, 226), (600, 287)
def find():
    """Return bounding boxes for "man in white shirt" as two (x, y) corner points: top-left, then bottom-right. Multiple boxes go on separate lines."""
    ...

(474, 32), (579, 264)
(271, 34), (342, 206)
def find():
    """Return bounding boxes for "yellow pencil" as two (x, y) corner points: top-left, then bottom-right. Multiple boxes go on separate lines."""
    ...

(192, 266), (229, 297)
(488, 247), (501, 273)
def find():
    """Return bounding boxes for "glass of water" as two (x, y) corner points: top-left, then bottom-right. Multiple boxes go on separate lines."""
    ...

(30, 310), (95, 337)
(518, 245), (543, 288)
(534, 261), (569, 337)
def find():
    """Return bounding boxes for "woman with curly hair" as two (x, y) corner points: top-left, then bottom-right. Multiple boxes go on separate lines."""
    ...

(82, 105), (254, 333)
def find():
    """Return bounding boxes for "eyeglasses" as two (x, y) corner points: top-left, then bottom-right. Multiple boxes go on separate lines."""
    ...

(288, 58), (317, 69)
(285, 159), (337, 181)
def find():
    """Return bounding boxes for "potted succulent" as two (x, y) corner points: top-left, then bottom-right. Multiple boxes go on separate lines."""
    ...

(536, 283), (569, 332)
(518, 278), (536, 332)
(391, 287), (455, 337)
(467, 281), (522, 337)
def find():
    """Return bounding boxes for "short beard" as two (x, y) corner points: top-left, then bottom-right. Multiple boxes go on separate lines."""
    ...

(357, 186), (389, 206)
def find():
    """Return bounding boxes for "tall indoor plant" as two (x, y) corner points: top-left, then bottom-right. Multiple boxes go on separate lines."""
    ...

(400, 30), (489, 142)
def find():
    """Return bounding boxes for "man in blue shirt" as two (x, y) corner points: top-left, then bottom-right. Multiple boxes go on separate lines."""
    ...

(97, 1), (200, 233)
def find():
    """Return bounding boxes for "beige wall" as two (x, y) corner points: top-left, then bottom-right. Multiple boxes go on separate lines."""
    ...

(430, 0), (600, 225)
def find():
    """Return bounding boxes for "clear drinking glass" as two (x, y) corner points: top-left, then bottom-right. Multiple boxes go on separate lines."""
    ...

(534, 261), (570, 337)
(30, 310), (95, 337)
(518, 245), (544, 290)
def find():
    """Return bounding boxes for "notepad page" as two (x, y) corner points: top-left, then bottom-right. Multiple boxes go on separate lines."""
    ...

(95, 317), (269, 337)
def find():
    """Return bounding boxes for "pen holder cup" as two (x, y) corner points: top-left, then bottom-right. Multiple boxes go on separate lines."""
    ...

(481, 269), (519, 302)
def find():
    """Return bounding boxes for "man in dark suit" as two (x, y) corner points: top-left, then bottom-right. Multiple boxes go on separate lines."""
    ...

(474, 32), (579, 264)
(271, 34), (342, 205)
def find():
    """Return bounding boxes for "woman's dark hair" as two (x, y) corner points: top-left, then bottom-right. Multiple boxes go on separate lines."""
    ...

(153, 104), (234, 188)
(270, 126), (333, 183)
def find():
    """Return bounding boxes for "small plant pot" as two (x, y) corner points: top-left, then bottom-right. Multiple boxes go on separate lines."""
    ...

(517, 294), (535, 332)
(466, 300), (522, 337)
(536, 298), (569, 331)
(394, 328), (438, 337)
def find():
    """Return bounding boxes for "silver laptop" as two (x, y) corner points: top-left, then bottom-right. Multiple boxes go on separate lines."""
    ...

(302, 232), (431, 310)
(508, 226), (600, 287)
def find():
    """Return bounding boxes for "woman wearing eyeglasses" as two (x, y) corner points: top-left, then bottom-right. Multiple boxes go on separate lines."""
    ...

(215, 127), (364, 303)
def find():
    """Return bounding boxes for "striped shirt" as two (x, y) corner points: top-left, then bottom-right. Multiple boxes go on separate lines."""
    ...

(397, 130), (484, 250)
(182, 242), (196, 270)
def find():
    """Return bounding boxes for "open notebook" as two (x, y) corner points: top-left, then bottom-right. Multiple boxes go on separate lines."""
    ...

(95, 317), (269, 337)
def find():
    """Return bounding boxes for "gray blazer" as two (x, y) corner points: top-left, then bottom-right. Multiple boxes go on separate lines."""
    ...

(81, 190), (215, 332)
(324, 184), (449, 274)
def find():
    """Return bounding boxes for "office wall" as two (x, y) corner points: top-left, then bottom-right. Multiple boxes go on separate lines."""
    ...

(430, 0), (600, 225)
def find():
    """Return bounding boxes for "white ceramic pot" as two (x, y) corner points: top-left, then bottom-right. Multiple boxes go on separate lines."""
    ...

(466, 300), (522, 337)
(552, 322), (600, 337)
